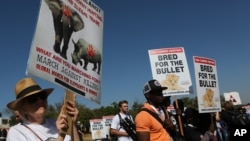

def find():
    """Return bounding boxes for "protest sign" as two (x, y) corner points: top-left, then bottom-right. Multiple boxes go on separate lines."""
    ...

(26, 0), (104, 104)
(103, 115), (114, 138)
(224, 91), (242, 105)
(148, 47), (192, 96)
(193, 56), (221, 113)
(89, 119), (106, 140)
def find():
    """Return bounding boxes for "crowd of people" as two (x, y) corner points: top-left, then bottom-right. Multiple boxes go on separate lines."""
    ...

(2, 78), (250, 141)
(109, 79), (250, 141)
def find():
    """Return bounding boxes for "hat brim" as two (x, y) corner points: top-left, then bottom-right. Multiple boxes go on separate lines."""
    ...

(162, 87), (168, 90)
(7, 88), (54, 110)
(147, 87), (168, 96)
(153, 87), (168, 92)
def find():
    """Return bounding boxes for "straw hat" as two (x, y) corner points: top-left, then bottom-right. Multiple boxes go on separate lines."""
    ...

(7, 77), (54, 110)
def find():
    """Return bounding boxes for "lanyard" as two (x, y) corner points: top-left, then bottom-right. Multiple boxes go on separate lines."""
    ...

(22, 124), (43, 141)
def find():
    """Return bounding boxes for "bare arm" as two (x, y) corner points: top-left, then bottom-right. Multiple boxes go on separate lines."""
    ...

(56, 106), (67, 141)
(136, 131), (150, 141)
(66, 95), (80, 141)
(56, 94), (80, 141)
(72, 123), (81, 141)
(215, 112), (220, 122)
(110, 128), (128, 137)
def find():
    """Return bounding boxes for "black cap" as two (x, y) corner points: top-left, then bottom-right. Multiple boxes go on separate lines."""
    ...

(143, 79), (167, 95)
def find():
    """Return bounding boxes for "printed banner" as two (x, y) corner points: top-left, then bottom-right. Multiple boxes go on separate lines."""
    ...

(103, 115), (115, 138)
(26, 0), (104, 104)
(89, 119), (106, 140)
(224, 92), (242, 105)
(167, 105), (176, 115)
(148, 47), (192, 96)
(193, 56), (221, 113)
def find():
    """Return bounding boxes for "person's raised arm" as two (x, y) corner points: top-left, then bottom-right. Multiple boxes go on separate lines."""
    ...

(56, 94), (80, 141)
(66, 97), (80, 141)
(56, 105), (67, 141)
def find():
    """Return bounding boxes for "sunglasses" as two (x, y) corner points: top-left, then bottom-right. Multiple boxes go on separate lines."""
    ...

(24, 93), (48, 104)
(150, 90), (163, 96)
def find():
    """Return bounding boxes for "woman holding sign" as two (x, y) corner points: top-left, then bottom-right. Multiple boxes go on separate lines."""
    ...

(6, 77), (80, 141)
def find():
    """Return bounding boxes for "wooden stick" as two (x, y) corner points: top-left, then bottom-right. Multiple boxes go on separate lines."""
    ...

(174, 95), (184, 136)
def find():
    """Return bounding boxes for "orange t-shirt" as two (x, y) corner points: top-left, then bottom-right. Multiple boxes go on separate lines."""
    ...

(135, 103), (171, 141)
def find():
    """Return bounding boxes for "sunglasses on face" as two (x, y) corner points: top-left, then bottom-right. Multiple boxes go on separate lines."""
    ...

(150, 90), (163, 96)
(24, 93), (48, 104)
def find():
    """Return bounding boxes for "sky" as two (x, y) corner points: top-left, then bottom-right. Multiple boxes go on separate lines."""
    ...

(0, 0), (250, 117)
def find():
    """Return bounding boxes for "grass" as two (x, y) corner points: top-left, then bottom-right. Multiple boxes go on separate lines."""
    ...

(83, 133), (111, 141)
(83, 133), (93, 141)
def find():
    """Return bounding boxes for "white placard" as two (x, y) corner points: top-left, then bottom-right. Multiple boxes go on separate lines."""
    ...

(102, 115), (115, 138)
(26, 0), (104, 104)
(90, 119), (106, 140)
(148, 47), (192, 96)
(224, 92), (242, 105)
(193, 56), (221, 113)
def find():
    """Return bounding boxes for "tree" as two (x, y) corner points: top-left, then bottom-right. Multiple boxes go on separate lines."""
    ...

(75, 101), (95, 133)
(180, 96), (198, 109)
(46, 103), (61, 118)
(129, 100), (143, 118)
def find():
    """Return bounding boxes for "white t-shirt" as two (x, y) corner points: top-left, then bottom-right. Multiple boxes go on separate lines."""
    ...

(7, 118), (71, 141)
(110, 113), (133, 141)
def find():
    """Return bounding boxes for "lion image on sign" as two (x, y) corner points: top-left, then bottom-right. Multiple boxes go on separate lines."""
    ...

(161, 74), (184, 90)
(202, 88), (216, 107)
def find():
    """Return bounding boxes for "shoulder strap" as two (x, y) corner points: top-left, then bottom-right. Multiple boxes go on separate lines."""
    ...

(117, 113), (123, 130)
(160, 105), (169, 119)
(22, 124), (43, 141)
(128, 114), (133, 121)
(118, 113), (122, 123)
(118, 113), (122, 120)
(140, 108), (164, 126)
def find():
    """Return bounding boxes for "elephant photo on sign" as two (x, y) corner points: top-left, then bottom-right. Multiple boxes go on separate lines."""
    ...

(45, 0), (84, 59)
(72, 38), (102, 74)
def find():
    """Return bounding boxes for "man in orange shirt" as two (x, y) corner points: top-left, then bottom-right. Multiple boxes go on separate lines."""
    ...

(135, 79), (172, 141)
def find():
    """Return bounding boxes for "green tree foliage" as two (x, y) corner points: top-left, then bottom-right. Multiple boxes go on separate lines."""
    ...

(179, 95), (226, 109)
(2, 108), (19, 126)
(46, 104), (61, 118)
(181, 96), (198, 109)
(7, 112), (18, 126)
(91, 102), (118, 119)
(129, 100), (143, 118)
(4, 95), (248, 130)
(110, 101), (119, 113)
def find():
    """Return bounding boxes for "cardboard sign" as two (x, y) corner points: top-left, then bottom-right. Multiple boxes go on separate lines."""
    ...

(193, 56), (221, 113)
(26, 0), (104, 104)
(224, 92), (242, 105)
(89, 119), (106, 140)
(148, 47), (192, 96)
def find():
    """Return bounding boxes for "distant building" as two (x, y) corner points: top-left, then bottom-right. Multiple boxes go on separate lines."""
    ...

(0, 117), (10, 129)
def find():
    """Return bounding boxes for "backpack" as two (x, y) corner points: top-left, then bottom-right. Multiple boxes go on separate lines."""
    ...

(230, 111), (250, 126)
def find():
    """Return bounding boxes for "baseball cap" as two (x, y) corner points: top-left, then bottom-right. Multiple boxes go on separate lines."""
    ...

(143, 79), (167, 95)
